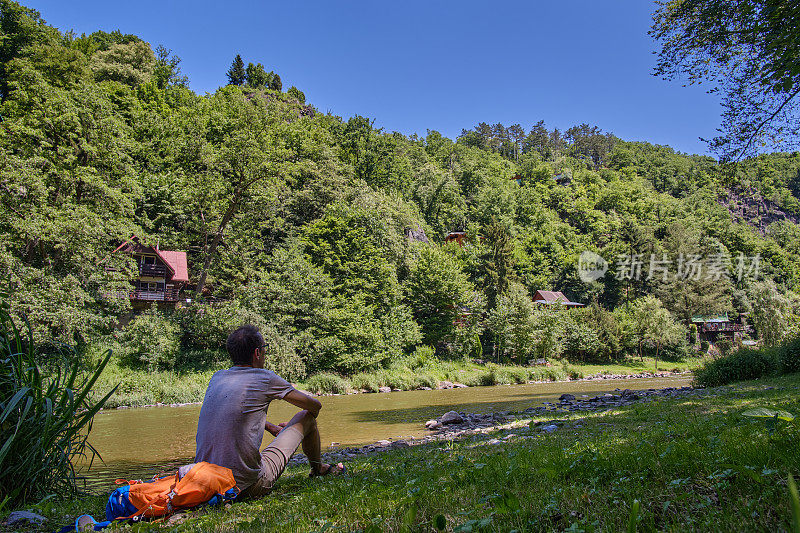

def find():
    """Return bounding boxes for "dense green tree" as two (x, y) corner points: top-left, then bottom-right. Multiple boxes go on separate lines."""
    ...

(287, 85), (305, 104)
(153, 45), (187, 89)
(226, 54), (245, 86)
(269, 72), (282, 91)
(488, 281), (537, 363)
(245, 62), (269, 88)
(651, 0), (800, 160)
(406, 244), (476, 349)
(480, 219), (515, 311)
(750, 279), (792, 346)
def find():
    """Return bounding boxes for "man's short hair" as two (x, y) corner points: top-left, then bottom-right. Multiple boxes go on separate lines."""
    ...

(226, 325), (263, 365)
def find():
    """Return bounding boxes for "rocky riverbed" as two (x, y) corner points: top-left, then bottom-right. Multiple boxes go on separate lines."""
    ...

(289, 384), (706, 467)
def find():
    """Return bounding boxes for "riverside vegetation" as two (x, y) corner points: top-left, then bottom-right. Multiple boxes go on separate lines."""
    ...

(9, 371), (800, 532)
(3, 0), (800, 524)
(1, 0), (800, 408)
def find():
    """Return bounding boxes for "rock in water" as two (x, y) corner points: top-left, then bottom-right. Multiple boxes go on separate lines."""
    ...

(440, 411), (464, 424)
(559, 393), (576, 402)
(7, 511), (47, 527)
(378, 386), (391, 393)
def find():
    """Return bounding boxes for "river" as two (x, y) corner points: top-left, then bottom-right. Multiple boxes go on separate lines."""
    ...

(80, 375), (691, 489)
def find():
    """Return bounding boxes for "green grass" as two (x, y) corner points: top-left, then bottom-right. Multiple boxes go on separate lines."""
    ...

(88, 356), (706, 407)
(20, 373), (800, 531)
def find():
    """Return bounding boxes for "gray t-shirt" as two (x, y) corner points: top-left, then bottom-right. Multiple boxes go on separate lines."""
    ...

(194, 366), (295, 490)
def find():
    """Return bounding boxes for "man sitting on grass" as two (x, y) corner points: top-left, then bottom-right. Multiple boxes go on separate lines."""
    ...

(194, 325), (344, 499)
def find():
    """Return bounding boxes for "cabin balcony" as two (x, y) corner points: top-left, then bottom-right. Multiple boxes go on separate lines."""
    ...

(699, 323), (745, 333)
(139, 263), (168, 276)
(130, 288), (180, 302)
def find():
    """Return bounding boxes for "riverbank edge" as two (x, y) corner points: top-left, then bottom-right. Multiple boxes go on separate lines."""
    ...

(288, 381), (704, 467)
(105, 369), (695, 410)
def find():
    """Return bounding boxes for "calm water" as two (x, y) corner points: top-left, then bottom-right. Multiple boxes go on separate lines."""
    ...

(79, 375), (691, 489)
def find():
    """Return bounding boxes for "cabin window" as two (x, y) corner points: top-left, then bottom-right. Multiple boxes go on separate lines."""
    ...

(138, 281), (160, 292)
(143, 256), (156, 265)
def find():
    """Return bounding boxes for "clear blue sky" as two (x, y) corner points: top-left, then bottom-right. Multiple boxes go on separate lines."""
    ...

(27, 0), (721, 156)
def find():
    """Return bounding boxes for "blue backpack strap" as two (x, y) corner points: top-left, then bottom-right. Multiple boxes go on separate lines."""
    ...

(71, 515), (113, 531)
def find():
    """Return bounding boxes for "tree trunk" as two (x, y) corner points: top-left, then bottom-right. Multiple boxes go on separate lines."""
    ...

(655, 342), (661, 372)
(194, 189), (242, 297)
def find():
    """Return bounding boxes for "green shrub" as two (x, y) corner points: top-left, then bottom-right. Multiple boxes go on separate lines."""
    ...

(694, 347), (776, 387)
(400, 345), (436, 370)
(715, 338), (734, 357)
(489, 365), (528, 384)
(174, 349), (228, 371)
(0, 305), (116, 507)
(178, 300), (267, 351)
(660, 336), (690, 361)
(461, 368), (496, 387)
(700, 340), (710, 354)
(303, 373), (349, 395)
(349, 373), (380, 392)
(379, 370), (417, 390)
(261, 325), (306, 382)
(119, 306), (181, 371)
(775, 337), (800, 374)
(413, 373), (438, 389)
(528, 366), (566, 382)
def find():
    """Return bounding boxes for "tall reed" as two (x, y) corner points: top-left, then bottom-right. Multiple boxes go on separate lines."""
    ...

(0, 302), (117, 509)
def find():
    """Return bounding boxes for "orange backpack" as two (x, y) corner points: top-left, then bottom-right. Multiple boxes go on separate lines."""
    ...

(110, 462), (238, 520)
(61, 463), (239, 532)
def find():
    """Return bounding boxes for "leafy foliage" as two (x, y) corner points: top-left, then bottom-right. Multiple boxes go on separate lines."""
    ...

(651, 0), (800, 160)
(0, 302), (116, 507)
(0, 0), (798, 380)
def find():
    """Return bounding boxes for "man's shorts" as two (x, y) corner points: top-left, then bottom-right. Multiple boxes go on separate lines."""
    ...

(238, 424), (305, 499)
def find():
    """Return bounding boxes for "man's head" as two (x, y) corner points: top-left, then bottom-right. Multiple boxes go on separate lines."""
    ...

(226, 325), (265, 368)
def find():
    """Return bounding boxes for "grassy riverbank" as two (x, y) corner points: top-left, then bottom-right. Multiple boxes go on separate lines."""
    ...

(90, 356), (705, 408)
(19, 371), (800, 532)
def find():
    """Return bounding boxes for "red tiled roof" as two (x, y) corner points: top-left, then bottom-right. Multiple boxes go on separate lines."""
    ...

(533, 290), (569, 302)
(532, 290), (583, 307)
(158, 250), (189, 283)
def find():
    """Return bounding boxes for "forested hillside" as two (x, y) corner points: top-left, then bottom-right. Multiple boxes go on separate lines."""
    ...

(1, 1), (799, 380)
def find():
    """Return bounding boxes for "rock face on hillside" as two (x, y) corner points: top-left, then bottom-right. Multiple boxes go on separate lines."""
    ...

(722, 188), (800, 233)
(404, 225), (429, 243)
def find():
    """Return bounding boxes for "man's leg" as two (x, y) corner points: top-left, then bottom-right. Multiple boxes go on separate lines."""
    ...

(239, 410), (331, 499)
(281, 409), (329, 475)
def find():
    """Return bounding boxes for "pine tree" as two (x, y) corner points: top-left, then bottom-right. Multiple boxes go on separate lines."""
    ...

(269, 72), (282, 91)
(226, 54), (245, 86)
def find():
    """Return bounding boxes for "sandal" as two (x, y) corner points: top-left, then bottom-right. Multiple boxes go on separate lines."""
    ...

(309, 462), (346, 477)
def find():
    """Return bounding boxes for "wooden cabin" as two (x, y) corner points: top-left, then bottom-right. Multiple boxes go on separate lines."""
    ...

(111, 237), (189, 306)
(445, 231), (468, 246)
(532, 290), (584, 307)
(691, 314), (748, 342)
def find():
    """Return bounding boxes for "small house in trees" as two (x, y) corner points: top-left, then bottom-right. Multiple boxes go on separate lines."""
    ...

(691, 313), (747, 343)
(111, 237), (189, 307)
(532, 290), (584, 308)
(445, 232), (468, 246)
(554, 172), (571, 186)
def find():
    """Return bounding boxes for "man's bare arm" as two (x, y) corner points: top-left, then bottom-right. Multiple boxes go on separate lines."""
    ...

(265, 421), (285, 436)
(283, 389), (322, 418)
